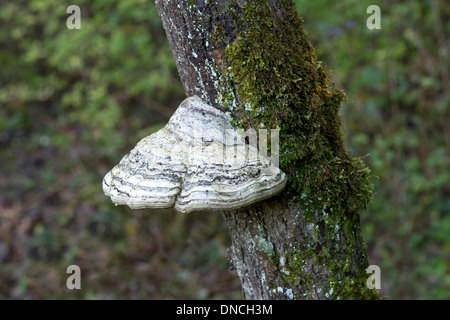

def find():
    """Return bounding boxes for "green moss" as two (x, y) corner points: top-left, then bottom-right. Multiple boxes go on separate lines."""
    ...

(215, 0), (373, 218)
(211, 0), (377, 299)
(274, 210), (379, 299)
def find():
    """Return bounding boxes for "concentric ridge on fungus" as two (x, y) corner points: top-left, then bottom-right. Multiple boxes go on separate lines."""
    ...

(103, 95), (287, 213)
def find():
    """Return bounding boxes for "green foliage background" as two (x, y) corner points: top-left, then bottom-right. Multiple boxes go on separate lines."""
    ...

(0, 0), (448, 299)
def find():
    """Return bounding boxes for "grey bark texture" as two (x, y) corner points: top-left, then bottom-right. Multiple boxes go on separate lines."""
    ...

(155, 0), (378, 300)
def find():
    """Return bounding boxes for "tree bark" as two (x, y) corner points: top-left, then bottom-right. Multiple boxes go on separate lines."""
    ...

(155, 0), (379, 300)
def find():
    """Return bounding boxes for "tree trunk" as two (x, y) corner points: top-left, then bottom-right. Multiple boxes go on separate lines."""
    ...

(155, 0), (379, 300)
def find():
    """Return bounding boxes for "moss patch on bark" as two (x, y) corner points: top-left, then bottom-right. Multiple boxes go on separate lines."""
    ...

(216, 0), (373, 218)
(215, 0), (378, 299)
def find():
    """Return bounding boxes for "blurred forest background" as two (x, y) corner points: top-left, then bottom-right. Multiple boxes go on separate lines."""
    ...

(0, 0), (448, 299)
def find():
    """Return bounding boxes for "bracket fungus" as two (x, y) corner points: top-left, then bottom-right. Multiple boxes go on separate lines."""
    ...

(103, 95), (287, 213)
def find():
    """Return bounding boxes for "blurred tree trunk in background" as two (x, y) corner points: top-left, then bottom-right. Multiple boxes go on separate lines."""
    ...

(155, 0), (379, 300)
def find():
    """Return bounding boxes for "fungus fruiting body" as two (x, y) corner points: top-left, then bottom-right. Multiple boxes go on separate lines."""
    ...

(103, 96), (287, 213)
